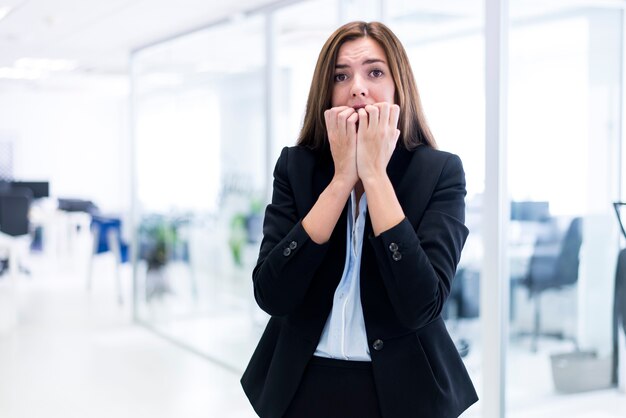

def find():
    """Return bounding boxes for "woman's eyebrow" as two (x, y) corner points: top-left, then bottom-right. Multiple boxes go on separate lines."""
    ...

(335, 58), (386, 69)
(363, 58), (386, 65)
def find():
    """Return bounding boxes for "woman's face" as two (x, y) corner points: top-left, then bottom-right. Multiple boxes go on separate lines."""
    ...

(331, 37), (395, 109)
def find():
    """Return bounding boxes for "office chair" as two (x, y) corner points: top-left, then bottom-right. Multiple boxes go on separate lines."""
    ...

(612, 248), (626, 385)
(0, 187), (32, 237)
(519, 216), (583, 352)
(0, 186), (33, 278)
(612, 202), (626, 386)
(443, 268), (480, 358)
(87, 214), (129, 305)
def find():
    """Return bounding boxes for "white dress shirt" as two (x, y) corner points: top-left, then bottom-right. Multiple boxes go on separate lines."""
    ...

(313, 189), (371, 361)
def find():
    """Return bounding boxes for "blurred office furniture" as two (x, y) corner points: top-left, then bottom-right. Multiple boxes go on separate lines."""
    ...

(88, 214), (129, 305)
(138, 214), (195, 302)
(0, 185), (33, 333)
(511, 200), (550, 222)
(445, 268), (480, 321)
(612, 202), (626, 387)
(508, 201), (554, 318)
(612, 247), (626, 387)
(444, 268), (480, 358)
(57, 198), (98, 214)
(0, 232), (20, 334)
(56, 198), (97, 258)
(0, 185), (33, 275)
(518, 216), (583, 352)
(9, 181), (49, 199)
(4, 180), (49, 252)
(0, 186), (32, 237)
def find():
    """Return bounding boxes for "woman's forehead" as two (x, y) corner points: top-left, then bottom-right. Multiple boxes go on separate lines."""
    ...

(336, 37), (387, 64)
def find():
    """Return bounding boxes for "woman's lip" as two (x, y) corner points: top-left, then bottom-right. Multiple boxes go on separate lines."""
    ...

(353, 104), (367, 110)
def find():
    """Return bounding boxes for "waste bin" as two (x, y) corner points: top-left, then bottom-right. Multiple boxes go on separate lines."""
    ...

(550, 350), (612, 393)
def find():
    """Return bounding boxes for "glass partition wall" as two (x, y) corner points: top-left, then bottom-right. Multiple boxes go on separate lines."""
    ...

(505, 4), (623, 416)
(131, 15), (267, 371)
(387, 2), (485, 416)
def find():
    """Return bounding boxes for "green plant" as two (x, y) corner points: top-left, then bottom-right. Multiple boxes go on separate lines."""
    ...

(139, 215), (181, 270)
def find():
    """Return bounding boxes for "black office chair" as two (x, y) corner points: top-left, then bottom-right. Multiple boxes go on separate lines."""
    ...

(0, 187), (33, 277)
(612, 248), (626, 385)
(611, 202), (626, 385)
(0, 187), (32, 237)
(444, 268), (480, 357)
(519, 216), (583, 352)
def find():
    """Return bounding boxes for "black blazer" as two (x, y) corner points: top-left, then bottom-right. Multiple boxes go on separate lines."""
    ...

(241, 144), (478, 418)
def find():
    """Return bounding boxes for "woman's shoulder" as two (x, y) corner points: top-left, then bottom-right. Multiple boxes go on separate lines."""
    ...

(412, 144), (459, 160)
(280, 145), (332, 165)
(406, 145), (463, 170)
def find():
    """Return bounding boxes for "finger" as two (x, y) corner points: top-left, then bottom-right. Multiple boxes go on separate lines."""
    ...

(390, 104), (400, 129)
(326, 106), (350, 127)
(324, 109), (333, 132)
(365, 104), (379, 132)
(358, 108), (368, 133)
(338, 107), (356, 136)
(347, 112), (358, 141)
(378, 103), (390, 128)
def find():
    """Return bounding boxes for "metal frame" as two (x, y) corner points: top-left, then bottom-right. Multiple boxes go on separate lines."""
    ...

(484, 0), (509, 417)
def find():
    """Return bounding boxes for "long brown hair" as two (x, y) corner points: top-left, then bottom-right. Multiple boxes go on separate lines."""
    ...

(297, 21), (436, 151)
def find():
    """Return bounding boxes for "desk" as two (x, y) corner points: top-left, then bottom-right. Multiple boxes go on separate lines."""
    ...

(29, 200), (92, 261)
(0, 231), (29, 334)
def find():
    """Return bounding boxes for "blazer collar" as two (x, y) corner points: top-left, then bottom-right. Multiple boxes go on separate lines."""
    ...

(314, 145), (414, 195)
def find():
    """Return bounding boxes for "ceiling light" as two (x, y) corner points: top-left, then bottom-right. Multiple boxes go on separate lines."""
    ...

(0, 7), (11, 22)
(15, 57), (78, 72)
(0, 67), (45, 80)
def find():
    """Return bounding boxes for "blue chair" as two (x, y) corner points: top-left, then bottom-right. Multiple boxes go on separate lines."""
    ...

(88, 214), (129, 305)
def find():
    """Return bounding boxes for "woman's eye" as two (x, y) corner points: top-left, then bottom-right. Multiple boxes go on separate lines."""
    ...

(334, 73), (347, 82)
(370, 69), (384, 78)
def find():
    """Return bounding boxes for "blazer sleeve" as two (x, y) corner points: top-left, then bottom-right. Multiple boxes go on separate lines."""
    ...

(252, 147), (332, 316)
(368, 153), (469, 329)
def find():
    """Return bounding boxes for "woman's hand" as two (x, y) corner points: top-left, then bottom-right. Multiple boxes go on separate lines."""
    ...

(356, 103), (401, 183)
(302, 107), (358, 245)
(324, 106), (359, 187)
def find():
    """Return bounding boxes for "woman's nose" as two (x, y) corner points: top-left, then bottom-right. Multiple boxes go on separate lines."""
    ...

(350, 76), (367, 97)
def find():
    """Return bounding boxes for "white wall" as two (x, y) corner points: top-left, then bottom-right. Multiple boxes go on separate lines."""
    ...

(0, 76), (130, 214)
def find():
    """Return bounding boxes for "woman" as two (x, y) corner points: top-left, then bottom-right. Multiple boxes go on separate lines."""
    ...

(241, 21), (478, 418)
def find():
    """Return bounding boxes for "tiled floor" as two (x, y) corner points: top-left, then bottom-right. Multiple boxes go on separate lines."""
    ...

(0, 255), (257, 418)
(0, 252), (625, 418)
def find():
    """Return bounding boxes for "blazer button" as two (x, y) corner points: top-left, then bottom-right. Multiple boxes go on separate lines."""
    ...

(289, 241), (297, 250)
(283, 247), (291, 257)
(389, 242), (399, 252)
(392, 251), (402, 261)
(372, 339), (384, 351)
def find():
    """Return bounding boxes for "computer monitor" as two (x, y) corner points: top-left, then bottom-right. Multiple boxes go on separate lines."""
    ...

(510, 201), (550, 222)
(10, 181), (49, 199)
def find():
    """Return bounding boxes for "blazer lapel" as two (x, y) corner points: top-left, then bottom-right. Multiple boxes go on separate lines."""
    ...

(312, 154), (335, 203)
(364, 146), (413, 237)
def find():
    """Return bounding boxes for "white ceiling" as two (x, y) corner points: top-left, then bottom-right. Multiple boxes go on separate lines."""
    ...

(0, 0), (281, 74)
(0, 0), (623, 79)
